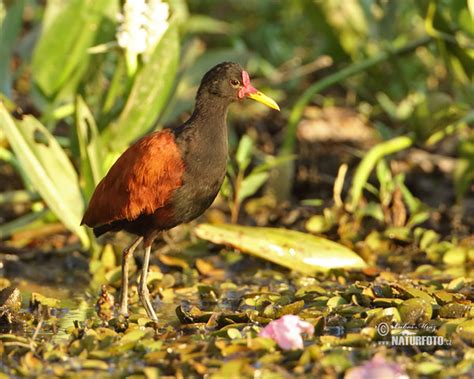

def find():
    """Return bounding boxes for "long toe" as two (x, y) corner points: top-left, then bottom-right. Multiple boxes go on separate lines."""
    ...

(145, 302), (158, 322)
(139, 288), (158, 321)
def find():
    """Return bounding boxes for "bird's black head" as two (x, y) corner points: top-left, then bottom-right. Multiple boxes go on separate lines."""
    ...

(197, 62), (245, 101)
(196, 62), (280, 110)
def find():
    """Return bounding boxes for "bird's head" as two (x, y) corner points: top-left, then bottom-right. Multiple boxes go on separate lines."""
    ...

(198, 62), (280, 111)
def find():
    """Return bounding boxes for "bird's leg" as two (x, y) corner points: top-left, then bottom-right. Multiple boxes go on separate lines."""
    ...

(138, 240), (158, 321)
(119, 236), (143, 317)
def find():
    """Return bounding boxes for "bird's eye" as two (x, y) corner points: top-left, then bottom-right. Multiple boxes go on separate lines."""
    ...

(230, 79), (240, 87)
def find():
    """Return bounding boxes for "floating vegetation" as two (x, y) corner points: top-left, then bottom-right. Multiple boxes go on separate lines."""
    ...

(0, 246), (472, 377)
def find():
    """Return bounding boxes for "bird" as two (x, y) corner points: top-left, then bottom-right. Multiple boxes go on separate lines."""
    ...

(81, 62), (280, 321)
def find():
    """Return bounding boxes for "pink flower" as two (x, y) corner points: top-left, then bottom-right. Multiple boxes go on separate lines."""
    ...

(344, 355), (409, 379)
(258, 315), (314, 350)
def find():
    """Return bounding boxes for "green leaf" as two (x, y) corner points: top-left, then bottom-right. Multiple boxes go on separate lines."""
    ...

(305, 214), (333, 233)
(195, 224), (368, 274)
(416, 362), (443, 376)
(226, 328), (242, 340)
(237, 171), (269, 203)
(32, 0), (113, 97)
(104, 24), (180, 151)
(168, 0), (189, 27)
(0, 209), (51, 240)
(355, 202), (385, 222)
(347, 136), (413, 211)
(120, 329), (147, 344)
(252, 154), (296, 174)
(300, 199), (323, 206)
(0, 145), (30, 185)
(376, 159), (393, 206)
(101, 56), (126, 116)
(407, 211), (430, 228)
(235, 135), (253, 172)
(31, 292), (61, 308)
(454, 136), (474, 201)
(0, 104), (89, 247)
(396, 177), (424, 214)
(469, 0), (474, 20)
(54, 299), (93, 343)
(0, 0), (24, 98)
(443, 247), (467, 266)
(185, 14), (232, 35)
(75, 96), (106, 199)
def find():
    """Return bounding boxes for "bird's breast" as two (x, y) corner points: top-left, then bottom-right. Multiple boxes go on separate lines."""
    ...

(167, 115), (228, 224)
(168, 154), (227, 224)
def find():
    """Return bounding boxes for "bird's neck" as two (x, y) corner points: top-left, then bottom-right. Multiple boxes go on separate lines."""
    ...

(191, 93), (230, 126)
(186, 94), (230, 145)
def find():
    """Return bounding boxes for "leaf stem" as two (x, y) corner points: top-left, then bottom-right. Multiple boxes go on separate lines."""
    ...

(231, 170), (244, 224)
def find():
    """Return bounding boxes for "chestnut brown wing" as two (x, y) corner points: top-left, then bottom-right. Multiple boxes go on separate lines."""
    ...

(81, 129), (184, 228)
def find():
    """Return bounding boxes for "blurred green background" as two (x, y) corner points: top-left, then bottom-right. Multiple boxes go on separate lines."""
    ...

(0, 0), (472, 252)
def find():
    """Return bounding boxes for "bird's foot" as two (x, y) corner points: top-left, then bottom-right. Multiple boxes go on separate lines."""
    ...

(118, 290), (129, 318)
(118, 305), (129, 318)
(138, 285), (158, 322)
(141, 297), (158, 321)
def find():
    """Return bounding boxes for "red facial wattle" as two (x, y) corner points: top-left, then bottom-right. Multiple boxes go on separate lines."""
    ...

(237, 70), (280, 111)
(238, 70), (257, 99)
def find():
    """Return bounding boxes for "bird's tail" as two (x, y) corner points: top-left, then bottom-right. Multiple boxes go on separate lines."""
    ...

(93, 224), (113, 238)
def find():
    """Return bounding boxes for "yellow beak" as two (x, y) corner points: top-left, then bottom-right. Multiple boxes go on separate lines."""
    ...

(247, 91), (280, 111)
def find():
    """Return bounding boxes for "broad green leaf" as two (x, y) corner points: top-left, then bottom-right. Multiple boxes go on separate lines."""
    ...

(104, 24), (180, 151)
(469, 0), (474, 20)
(195, 224), (368, 274)
(75, 96), (106, 199)
(0, 0), (24, 98)
(32, 0), (113, 97)
(237, 171), (269, 203)
(0, 104), (89, 247)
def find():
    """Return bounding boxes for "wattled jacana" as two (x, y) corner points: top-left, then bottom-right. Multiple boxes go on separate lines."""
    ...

(81, 62), (280, 321)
